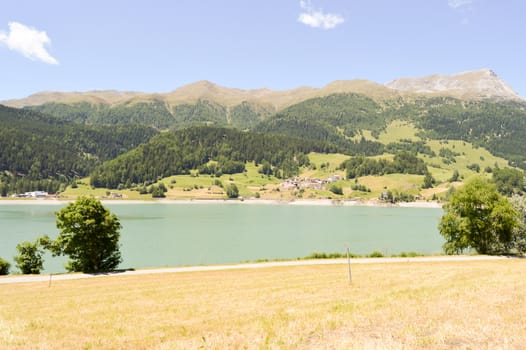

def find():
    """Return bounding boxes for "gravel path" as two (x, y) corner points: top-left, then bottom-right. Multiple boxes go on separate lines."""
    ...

(0, 255), (511, 285)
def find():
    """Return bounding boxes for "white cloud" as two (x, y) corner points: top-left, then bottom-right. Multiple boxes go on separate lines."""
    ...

(448, 0), (473, 9)
(0, 22), (59, 64)
(298, 0), (344, 30)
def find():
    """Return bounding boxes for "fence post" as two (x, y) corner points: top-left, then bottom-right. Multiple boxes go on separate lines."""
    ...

(346, 245), (352, 284)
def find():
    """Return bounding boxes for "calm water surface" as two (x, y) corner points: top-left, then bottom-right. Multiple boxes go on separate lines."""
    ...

(0, 203), (444, 273)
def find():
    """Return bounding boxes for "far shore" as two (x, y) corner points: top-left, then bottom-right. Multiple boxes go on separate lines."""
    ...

(0, 197), (443, 208)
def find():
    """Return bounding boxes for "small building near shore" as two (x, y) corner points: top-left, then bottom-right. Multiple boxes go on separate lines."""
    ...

(11, 191), (49, 198)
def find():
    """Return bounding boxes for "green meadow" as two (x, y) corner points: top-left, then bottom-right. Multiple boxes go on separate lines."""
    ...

(60, 121), (512, 202)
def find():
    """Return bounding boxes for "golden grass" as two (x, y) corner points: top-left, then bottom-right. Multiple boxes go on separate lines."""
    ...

(1, 260), (525, 349)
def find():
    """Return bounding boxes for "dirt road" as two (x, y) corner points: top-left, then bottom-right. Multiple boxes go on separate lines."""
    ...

(0, 255), (511, 285)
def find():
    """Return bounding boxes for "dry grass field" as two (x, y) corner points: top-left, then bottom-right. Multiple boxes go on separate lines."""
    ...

(1, 260), (525, 349)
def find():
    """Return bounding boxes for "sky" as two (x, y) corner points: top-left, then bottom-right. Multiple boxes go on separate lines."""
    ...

(1, 0), (525, 100)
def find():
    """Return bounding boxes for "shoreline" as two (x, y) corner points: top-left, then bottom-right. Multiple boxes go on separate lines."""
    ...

(0, 255), (509, 285)
(0, 198), (443, 208)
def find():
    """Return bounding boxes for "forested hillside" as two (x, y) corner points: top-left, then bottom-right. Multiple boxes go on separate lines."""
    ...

(18, 87), (526, 172)
(255, 94), (526, 169)
(90, 126), (340, 189)
(0, 105), (158, 194)
(27, 99), (274, 130)
(254, 93), (389, 155)
(411, 98), (526, 168)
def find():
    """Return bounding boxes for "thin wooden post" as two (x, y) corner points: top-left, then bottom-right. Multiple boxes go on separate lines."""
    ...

(346, 246), (352, 284)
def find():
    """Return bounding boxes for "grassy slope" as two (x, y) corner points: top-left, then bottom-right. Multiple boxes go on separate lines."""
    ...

(374, 120), (510, 198)
(59, 120), (514, 201)
(1, 260), (524, 349)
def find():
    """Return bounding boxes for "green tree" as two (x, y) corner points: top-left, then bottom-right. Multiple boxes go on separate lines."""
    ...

(422, 172), (435, 189)
(510, 195), (526, 254)
(151, 185), (166, 198)
(439, 177), (519, 255)
(14, 239), (44, 274)
(467, 163), (481, 173)
(226, 184), (239, 199)
(492, 167), (525, 196)
(449, 169), (460, 182)
(329, 184), (343, 195)
(258, 160), (272, 176)
(0, 257), (10, 275)
(46, 197), (122, 273)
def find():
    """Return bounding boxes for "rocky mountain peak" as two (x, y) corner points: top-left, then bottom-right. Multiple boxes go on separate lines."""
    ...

(385, 68), (521, 100)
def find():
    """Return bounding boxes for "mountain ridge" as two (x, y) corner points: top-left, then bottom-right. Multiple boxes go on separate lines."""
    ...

(3, 69), (522, 110)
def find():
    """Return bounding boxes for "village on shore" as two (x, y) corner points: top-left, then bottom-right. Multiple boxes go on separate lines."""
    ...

(2, 174), (442, 209)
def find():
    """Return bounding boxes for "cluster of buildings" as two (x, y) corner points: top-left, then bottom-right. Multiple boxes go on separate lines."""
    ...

(280, 175), (342, 191)
(11, 191), (49, 198)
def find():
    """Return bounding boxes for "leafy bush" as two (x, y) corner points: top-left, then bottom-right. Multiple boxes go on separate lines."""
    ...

(0, 257), (10, 275)
(14, 240), (44, 274)
(396, 251), (423, 257)
(151, 185), (166, 198)
(422, 172), (435, 189)
(368, 251), (384, 258)
(351, 184), (370, 192)
(226, 184), (239, 198)
(303, 252), (360, 259)
(449, 170), (460, 182)
(380, 190), (415, 203)
(329, 184), (343, 195)
(467, 163), (481, 173)
(212, 179), (223, 188)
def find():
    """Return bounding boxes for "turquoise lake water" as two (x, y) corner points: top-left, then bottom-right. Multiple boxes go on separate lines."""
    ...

(0, 203), (444, 273)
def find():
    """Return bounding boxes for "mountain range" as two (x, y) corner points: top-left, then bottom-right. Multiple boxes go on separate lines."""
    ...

(3, 68), (522, 110)
(1, 68), (525, 195)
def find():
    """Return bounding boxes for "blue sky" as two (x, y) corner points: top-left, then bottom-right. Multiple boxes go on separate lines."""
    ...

(1, 0), (525, 100)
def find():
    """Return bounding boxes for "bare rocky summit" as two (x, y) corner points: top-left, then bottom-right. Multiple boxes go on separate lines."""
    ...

(385, 68), (521, 100)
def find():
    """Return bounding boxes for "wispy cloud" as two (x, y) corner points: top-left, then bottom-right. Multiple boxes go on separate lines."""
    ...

(448, 0), (473, 9)
(0, 22), (59, 64)
(298, 0), (344, 30)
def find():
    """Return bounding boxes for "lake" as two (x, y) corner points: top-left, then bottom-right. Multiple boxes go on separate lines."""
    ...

(0, 202), (444, 273)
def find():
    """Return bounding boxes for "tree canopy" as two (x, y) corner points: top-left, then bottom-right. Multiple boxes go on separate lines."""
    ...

(439, 177), (519, 255)
(492, 167), (525, 196)
(46, 197), (122, 272)
(0, 257), (10, 275)
(510, 195), (526, 255)
(14, 239), (45, 274)
(340, 151), (428, 179)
